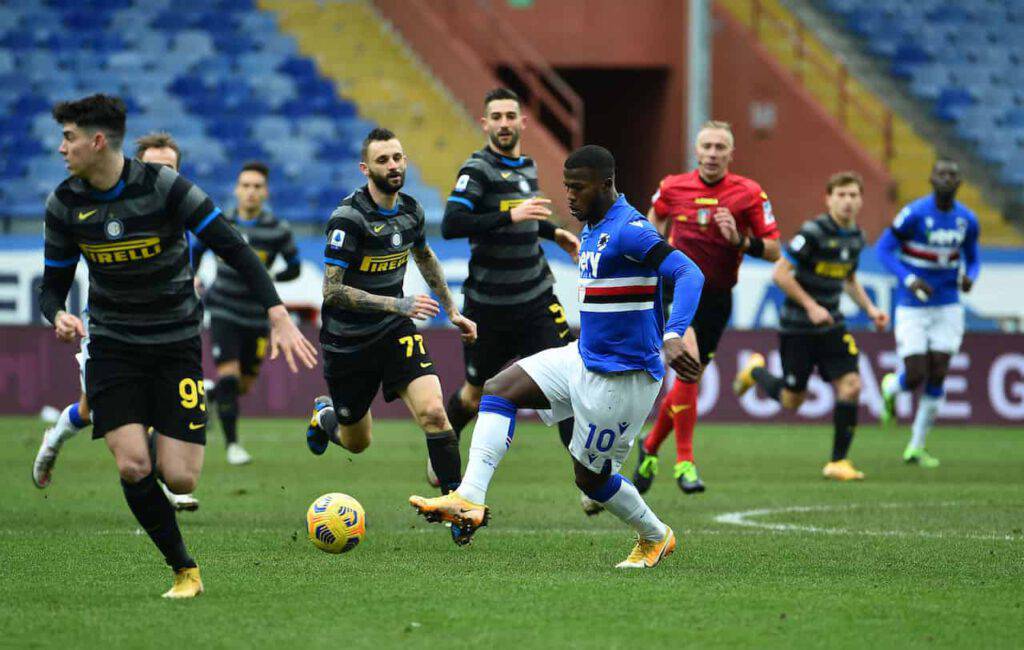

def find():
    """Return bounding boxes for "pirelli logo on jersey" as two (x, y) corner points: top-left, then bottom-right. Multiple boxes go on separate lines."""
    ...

(814, 260), (854, 279)
(79, 238), (162, 264)
(359, 250), (409, 273)
(499, 198), (528, 211)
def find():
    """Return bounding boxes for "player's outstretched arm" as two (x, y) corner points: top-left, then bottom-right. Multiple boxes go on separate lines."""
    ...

(844, 272), (888, 330)
(646, 244), (705, 381)
(411, 244), (477, 343)
(322, 265), (439, 320)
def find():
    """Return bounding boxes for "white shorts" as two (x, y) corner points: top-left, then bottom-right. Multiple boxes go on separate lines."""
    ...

(75, 311), (90, 393)
(517, 342), (661, 475)
(894, 303), (965, 358)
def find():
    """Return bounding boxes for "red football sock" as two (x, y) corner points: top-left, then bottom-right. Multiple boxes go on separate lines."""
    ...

(642, 390), (675, 454)
(672, 380), (699, 463)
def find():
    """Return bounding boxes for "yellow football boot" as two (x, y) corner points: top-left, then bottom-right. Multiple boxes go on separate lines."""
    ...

(615, 527), (677, 569)
(161, 566), (204, 599)
(409, 492), (490, 545)
(822, 459), (865, 481)
(733, 352), (766, 396)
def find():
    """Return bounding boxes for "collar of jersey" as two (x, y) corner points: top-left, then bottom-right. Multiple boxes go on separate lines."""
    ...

(233, 209), (265, 226)
(823, 213), (858, 236)
(84, 158), (131, 200)
(485, 148), (527, 168)
(360, 185), (401, 216)
(590, 194), (630, 230)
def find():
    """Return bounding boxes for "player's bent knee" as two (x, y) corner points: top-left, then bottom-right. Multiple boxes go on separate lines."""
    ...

(116, 456), (152, 484)
(163, 473), (198, 495)
(780, 389), (805, 410)
(339, 428), (371, 454)
(416, 403), (450, 432)
(836, 373), (862, 401)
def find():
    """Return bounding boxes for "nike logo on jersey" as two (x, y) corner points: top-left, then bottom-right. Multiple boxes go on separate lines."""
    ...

(373, 224), (386, 233)
(419, 362), (433, 368)
(188, 422), (205, 430)
(559, 330), (569, 339)
(78, 209), (97, 220)
(669, 404), (691, 415)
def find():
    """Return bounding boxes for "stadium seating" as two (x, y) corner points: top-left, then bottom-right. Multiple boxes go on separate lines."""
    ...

(823, 0), (1024, 189)
(0, 0), (443, 223)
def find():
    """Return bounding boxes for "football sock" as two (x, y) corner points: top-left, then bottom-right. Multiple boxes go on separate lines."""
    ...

(46, 402), (89, 447)
(910, 386), (943, 449)
(121, 472), (196, 570)
(424, 429), (462, 494)
(672, 381), (698, 463)
(214, 375), (240, 446)
(751, 366), (784, 401)
(457, 395), (517, 504)
(588, 474), (667, 542)
(831, 400), (858, 461)
(446, 390), (476, 439)
(557, 418), (574, 450)
(642, 392), (674, 455)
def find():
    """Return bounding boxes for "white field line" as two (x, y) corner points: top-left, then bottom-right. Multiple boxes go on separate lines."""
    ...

(713, 501), (1022, 542)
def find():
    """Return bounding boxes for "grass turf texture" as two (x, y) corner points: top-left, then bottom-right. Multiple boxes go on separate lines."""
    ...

(2, 416), (1022, 649)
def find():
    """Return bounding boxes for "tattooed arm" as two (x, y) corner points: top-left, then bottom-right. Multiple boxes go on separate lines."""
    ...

(411, 244), (478, 343)
(322, 264), (439, 319)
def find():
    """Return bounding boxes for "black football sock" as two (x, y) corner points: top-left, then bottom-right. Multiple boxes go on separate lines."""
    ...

(214, 375), (240, 446)
(446, 390), (477, 439)
(121, 472), (195, 570)
(425, 429), (462, 494)
(557, 418), (574, 450)
(832, 400), (858, 461)
(751, 366), (784, 401)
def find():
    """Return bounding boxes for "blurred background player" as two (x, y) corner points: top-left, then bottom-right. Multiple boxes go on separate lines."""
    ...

(442, 88), (580, 489)
(33, 131), (199, 512)
(633, 121), (780, 495)
(410, 145), (704, 565)
(39, 94), (316, 598)
(734, 172), (888, 480)
(193, 161), (302, 466)
(876, 159), (980, 468)
(304, 128), (476, 502)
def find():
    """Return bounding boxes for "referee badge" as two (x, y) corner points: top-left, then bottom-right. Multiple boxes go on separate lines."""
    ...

(105, 218), (124, 240)
(696, 208), (711, 226)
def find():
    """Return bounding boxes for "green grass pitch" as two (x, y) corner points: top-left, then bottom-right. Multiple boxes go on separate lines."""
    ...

(2, 416), (1022, 649)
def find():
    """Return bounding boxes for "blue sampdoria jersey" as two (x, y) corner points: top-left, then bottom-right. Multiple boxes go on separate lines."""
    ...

(877, 195), (980, 307)
(577, 196), (669, 379)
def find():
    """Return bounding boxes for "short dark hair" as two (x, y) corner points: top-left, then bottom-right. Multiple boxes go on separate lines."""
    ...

(240, 160), (270, 180)
(484, 87), (520, 109)
(52, 94), (127, 147)
(361, 127), (397, 161)
(135, 132), (181, 167)
(826, 171), (863, 195)
(564, 144), (615, 178)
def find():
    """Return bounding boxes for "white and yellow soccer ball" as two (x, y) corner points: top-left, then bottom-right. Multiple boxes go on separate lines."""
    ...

(306, 493), (366, 554)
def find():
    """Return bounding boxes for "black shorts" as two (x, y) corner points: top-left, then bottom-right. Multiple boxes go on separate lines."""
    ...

(779, 326), (860, 392)
(211, 316), (270, 377)
(691, 289), (733, 365)
(85, 335), (207, 444)
(323, 319), (437, 425)
(462, 293), (574, 387)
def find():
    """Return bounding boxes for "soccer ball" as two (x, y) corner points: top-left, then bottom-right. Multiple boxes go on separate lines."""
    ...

(306, 492), (366, 554)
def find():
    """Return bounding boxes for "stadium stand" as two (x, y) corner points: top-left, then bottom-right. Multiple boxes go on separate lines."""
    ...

(821, 0), (1024, 190)
(0, 0), (443, 225)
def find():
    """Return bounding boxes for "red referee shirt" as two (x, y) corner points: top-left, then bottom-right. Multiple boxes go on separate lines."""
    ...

(651, 170), (780, 291)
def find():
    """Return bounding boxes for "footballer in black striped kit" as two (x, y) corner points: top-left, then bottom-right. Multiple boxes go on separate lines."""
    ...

(193, 161), (301, 466)
(303, 128), (477, 517)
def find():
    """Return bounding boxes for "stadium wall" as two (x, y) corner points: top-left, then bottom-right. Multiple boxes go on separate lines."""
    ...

(2, 325), (1022, 424)
(392, 0), (897, 240)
